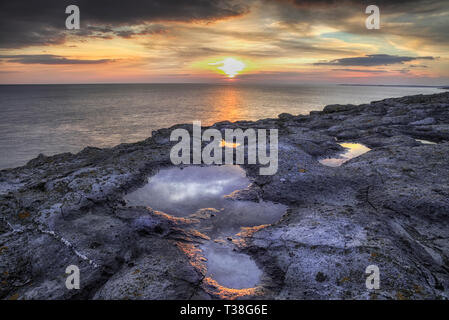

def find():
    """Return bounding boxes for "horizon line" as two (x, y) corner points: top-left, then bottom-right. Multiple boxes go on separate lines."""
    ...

(0, 82), (447, 88)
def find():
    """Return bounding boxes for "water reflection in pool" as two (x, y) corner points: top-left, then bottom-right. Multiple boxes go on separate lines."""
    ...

(202, 242), (262, 289)
(124, 165), (287, 292)
(124, 165), (249, 217)
(319, 142), (371, 167)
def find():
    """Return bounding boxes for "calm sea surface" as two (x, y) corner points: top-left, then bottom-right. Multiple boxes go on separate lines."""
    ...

(0, 83), (443, 169)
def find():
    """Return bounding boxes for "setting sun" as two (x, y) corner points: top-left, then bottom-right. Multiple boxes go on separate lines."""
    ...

(209, 58), (246, 78)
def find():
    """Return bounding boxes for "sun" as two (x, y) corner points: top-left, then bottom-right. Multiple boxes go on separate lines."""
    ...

(209, 58), (246, 78)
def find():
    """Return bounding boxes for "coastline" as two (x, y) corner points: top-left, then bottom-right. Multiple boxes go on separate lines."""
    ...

(339, 84), (449, 89)
(1, 91), (449, 299)
(0, 83), (444, 171)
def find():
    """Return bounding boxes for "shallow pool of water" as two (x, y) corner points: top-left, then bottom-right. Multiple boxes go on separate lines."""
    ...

(201, 241), (262, 289)
(124, 165), (249, 216)
(319, 142), (371, 167)
(124, 165), (287, 290)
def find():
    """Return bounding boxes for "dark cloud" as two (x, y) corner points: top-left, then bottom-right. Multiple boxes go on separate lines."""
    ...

(0, 54), (113, 65)
(315, 54), (434, 66)
(0, 0), (249, 48)
(331, 68), (388, 73)
(72, 24), (170, 39)
(271, 0), (449, 47)
(394, 68), (411, 74)
(1, 0), (447, 58)
(283, 0), (444, 14)
(113, 25), (169, 39)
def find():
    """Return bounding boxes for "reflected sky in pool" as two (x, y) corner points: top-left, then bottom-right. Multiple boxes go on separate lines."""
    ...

(201, 242), (262, 289)
(124, 165), (287, 291)
(124, 165), (249, 216)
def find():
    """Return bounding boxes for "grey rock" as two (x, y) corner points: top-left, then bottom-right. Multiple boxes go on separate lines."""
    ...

(410, 117), (436, 125)
(1, 92), (449, 300)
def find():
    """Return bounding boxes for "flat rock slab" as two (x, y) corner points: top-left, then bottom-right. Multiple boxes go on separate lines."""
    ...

(1, 92), (449, 299)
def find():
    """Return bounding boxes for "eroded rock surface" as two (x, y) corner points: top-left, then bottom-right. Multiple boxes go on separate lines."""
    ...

(1, 91), (449, 299)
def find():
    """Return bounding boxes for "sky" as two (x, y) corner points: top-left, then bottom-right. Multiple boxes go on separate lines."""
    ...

(0, 0), (448, 85)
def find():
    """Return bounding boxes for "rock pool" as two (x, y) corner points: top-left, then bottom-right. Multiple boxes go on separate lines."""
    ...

(319, 142), (371, 167)
(125, 165), (287, 290)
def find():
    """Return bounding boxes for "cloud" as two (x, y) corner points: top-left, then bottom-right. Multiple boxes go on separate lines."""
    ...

(0, 0), (250, 48)
(281, 0), (444, 14)
(331, 68), (388, 73)
(270, 0), (449, 47)
(236, 70), (330, 82)
(315, 54), (434, 66)
(72, 24), (171, 40)
(394, 69), (411, 74)
(0, 54), (113, 65)
(113, 25), (169, 38)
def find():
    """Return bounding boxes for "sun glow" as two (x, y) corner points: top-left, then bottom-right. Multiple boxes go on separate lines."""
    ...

(209, 58), (246, 78)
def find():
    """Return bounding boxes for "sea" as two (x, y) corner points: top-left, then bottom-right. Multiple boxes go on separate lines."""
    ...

(0, 83), (443, 169)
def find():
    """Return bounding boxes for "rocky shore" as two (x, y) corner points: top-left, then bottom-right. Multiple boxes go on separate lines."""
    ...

(1, 91), (449, 300)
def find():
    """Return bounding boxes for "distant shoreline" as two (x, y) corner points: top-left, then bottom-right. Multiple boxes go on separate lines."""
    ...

(339, 83), (449, 89)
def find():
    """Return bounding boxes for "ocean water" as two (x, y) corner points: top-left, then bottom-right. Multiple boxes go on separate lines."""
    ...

(0, 83), (443, 169)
